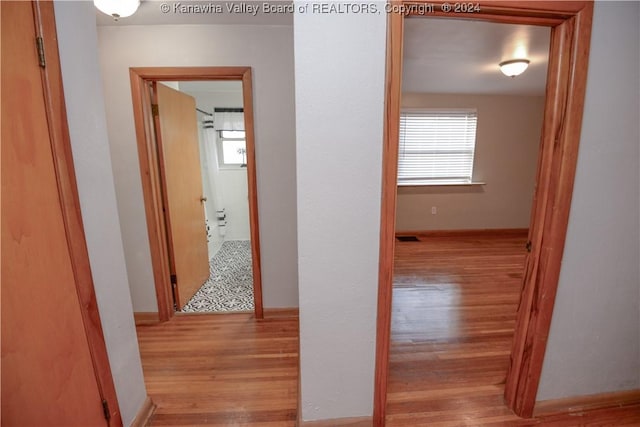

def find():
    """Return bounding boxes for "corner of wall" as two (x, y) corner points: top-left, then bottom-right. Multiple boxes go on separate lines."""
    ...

(53, 1), (148, 424)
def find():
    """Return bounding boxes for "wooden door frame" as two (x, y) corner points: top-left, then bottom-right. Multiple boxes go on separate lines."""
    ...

(374, 1), (594, 424)
(26, 1), (123, 424)
(130, 67), (264, 321)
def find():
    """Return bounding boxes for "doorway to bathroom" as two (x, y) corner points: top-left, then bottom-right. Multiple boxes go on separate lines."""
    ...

(178, 80), (254, 313)
(130, 67), (263, 320)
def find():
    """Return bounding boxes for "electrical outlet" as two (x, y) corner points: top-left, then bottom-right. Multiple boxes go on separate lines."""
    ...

(431, 206), (437, 215)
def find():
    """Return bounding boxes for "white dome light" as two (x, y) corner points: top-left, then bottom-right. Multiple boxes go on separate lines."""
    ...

(94, 0), (140, 20)
(499, 59), (530, 77)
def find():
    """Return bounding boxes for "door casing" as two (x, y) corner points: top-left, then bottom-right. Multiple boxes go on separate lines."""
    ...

(374, 1), (594, 424)
(130, 67), (264, 321)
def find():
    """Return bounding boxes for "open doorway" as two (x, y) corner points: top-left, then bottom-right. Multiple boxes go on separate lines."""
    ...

(162, 80), (256, 313)
(130, 67), (264, 321)
(374, 2), (594, 424)
(387, 16), (549, 424)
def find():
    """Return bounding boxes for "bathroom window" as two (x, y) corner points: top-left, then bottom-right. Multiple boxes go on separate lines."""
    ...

(218, 130), (247, 167)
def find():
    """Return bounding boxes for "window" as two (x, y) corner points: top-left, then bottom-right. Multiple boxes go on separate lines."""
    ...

(218, 130), (246, 166)
(398, 109), (478, 185)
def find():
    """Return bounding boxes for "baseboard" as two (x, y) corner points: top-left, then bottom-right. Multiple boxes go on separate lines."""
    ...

(170, 308), (298, 319)
(297, 350), (302, 427)
(133, 312), (160, 325)
(395, 228), (528, 238)
(534, 389), (640, 416)
(264, 308), (299, 318)
(174, 310), (253, 317)
(298, 416), (373, 426)
(130, 396), (156, 427)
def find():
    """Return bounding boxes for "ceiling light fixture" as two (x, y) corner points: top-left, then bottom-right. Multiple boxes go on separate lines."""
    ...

(499, 59), (530, 77)
(94, 0), (140, 20)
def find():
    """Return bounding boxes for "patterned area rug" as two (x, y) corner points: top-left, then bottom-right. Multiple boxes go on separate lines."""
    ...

(181, 240), (254, 312)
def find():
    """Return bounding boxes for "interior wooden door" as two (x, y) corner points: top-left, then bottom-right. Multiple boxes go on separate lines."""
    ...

(1, 1), (116, 425)
(154, 83), (210, 309)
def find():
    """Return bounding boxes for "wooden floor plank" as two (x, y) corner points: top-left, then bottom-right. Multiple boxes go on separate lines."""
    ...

(386, 233), (640, 426)
(136, 314), (298, 426)
(136, 234), (638, 425)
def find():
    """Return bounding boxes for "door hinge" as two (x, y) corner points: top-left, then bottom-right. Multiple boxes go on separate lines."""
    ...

(172, 280), (178, 311)
(170, 275), (178, 310)
(102, 399), (111, 421)
(36, 37), (46, 68)
(151, 103), (159, 116)
(525, 241), (532, 253)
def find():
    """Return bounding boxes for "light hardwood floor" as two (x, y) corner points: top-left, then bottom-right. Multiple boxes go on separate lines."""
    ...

(136, 234), (639, 426)
(137, 312), (298, 426)
(386, 233), (640, 426)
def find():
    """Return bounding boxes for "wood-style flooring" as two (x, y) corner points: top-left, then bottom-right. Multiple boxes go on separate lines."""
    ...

(386, 233), (640, 426)
(136, 312), (298, 426)
(135, 234), (639, 426)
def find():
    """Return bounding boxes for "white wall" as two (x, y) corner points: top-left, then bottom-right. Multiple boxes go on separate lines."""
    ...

(187, 89), (251, 243)
(195, 121), (225, 257)
(217, 171), (250, 240)
(97, 24), (298, 311)
(537, 1), (640, 400)
(397, 94), (544, 231)
(53, 2), (147, 425)
(294, 6), (386, 421)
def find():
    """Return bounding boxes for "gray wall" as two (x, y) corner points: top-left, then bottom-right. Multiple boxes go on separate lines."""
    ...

(537, 1), (640, 400)
(294, 8), (386, 421)
(53, 2), (147, 425)
(97, 24), (298, 311)
(397, 94), (545, 231)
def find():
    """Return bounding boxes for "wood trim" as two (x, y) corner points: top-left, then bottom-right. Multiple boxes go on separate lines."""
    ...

(129, 67), (251, 81)
(130, 73), (174, 322)
(129, 67), (264, 321)
(242, 68), (264, 320)
(299, 416), (372, 426)
(297, 307), (302, 427)
(504, 2), (594, 418)
(263, 308), (299, 318)
(173, 310), (252, 317)
(36, 2), (122, 425)
(129, 397), (156, 427)
(373, 8), (404, 425)
(395, 228), (529, 238)
(404, 1), (590, 25)
(374, 1), (594, 424)
(170, 308), (297, 319)
(534, 390), (640, 417)
(133, 312), (160, 326)
(297, 356), (303, 427)
(460, 0), (589, 14)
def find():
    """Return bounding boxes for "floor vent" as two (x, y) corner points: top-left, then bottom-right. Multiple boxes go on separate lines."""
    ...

(396, 235), (420, 242)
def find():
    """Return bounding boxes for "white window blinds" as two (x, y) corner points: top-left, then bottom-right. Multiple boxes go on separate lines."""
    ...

(398, 110), (478, 185)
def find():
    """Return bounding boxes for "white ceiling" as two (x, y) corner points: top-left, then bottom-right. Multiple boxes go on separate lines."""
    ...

(96, 0), (293, 26)
(97, 3), (548, 95)
(403, 17), (551, 95)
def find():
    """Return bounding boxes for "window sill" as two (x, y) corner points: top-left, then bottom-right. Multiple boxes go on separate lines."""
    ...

(397, 181), (486, 188)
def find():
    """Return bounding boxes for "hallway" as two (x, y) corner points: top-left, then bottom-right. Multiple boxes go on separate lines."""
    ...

(137, 312), (298, 425)
(136, 234), (640, 425)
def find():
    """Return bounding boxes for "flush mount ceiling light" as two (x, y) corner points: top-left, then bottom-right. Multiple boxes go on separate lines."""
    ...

(499, 59), (530, 77)
(94, 0), (140, 20)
